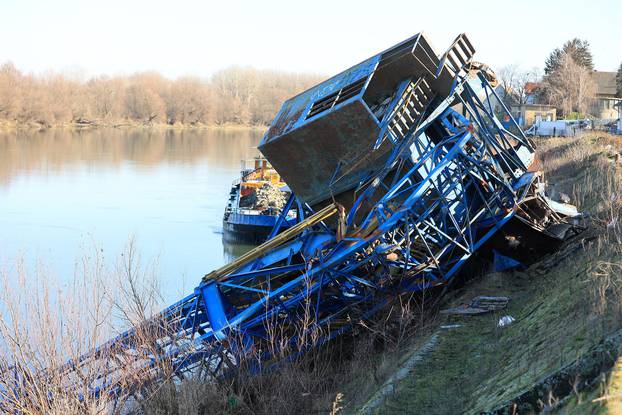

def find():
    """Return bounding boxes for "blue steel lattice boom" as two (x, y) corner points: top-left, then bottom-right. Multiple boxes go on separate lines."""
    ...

(1, 32), (579, 406)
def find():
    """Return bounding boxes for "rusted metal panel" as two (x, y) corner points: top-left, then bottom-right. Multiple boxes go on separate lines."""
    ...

(262, 56), (378, 143)
(259, 32), (452, 205)
(260, 100), (387, 204)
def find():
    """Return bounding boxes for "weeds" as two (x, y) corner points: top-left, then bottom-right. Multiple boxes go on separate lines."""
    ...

(136, 288), (436, 415)
(0, 236), (436, 414)
(590, 258), (622, 316)
(0, 239), (172, 414)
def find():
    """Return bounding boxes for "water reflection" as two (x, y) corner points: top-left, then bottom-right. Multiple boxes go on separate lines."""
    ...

(0, 128), (262, 303)
(0, 128), (263, 184)
(223, 241), (255, 263)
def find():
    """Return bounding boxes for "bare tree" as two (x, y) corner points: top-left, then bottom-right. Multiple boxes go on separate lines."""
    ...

(543, 52), (596, 117)
(124, 73), (167, 124)
(165, 76), (210, 125)
(497, 64), (520, 106)
(86, 76), (125, 122)
(497, 64), (541, 106)
(513, 67), (541, 105)
(0, 62), (22, 120)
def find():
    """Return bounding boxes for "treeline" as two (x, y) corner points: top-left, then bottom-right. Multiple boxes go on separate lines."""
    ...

(0, 63), (324, 127)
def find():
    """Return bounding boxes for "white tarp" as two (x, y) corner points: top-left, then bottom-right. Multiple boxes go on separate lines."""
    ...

(525, 120), (588, 137)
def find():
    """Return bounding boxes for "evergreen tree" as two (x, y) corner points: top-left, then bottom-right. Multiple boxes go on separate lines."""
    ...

(544, 39), (594, 74)
(617, 62), (622, 97)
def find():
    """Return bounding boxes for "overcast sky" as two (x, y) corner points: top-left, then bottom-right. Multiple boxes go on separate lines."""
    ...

(1, 0), (620, 79)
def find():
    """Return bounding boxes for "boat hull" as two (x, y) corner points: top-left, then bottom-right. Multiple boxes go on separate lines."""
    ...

(223, 212), (291, 244)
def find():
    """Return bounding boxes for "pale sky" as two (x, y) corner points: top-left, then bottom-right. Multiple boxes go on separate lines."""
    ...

(1, 0), (620, 79)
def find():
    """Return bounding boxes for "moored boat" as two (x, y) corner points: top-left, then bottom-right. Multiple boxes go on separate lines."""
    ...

(223, 157), (296, 244)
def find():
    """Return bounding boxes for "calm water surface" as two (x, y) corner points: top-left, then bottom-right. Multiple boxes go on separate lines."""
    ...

(0, 128), (261, 303)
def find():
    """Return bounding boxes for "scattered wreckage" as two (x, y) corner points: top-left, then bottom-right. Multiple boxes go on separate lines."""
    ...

(2, 32), (582, 404)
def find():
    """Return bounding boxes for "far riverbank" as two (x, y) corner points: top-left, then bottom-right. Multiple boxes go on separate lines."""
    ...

(0, 120), (269, 132)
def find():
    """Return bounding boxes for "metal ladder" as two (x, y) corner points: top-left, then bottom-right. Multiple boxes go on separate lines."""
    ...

(438, 33), (476, 77)
(384, 77), (434, 144)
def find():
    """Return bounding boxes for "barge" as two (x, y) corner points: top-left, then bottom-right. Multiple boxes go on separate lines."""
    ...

(223, 157), (295, 244)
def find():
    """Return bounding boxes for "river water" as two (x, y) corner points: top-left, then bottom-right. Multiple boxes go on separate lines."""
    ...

(0, 128), (261, 304)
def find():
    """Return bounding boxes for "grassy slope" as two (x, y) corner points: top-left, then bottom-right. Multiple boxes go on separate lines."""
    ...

(370, 134), (622, 414)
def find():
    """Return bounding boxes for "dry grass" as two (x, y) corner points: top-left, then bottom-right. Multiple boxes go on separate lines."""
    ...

(0, 254), (115, 413)
(0, 236), (438, 414)
(590, 257), (622, 316)
(138, 290), (439, 415)
(0, 238), (178, 414)
(536, 133), (622, 322)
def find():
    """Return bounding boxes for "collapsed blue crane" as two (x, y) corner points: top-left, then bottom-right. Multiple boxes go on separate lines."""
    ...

(2, 32), (578, 405)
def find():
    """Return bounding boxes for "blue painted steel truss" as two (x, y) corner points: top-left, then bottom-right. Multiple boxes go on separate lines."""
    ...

(1, 70), (565, 405)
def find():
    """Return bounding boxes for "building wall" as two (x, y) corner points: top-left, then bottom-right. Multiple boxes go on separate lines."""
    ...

(512, 104), (556, 127)
(591, 97), (620, 120)
(524, 108), (556, 127)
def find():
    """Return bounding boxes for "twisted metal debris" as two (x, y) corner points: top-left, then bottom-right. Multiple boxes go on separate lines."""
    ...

(2, 32), (579, 405)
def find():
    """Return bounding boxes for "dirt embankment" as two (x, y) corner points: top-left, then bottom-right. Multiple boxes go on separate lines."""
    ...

(364, 133), (622, 414)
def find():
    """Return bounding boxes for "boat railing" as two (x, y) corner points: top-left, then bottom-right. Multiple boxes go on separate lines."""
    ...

(225, 205), (297, 219)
